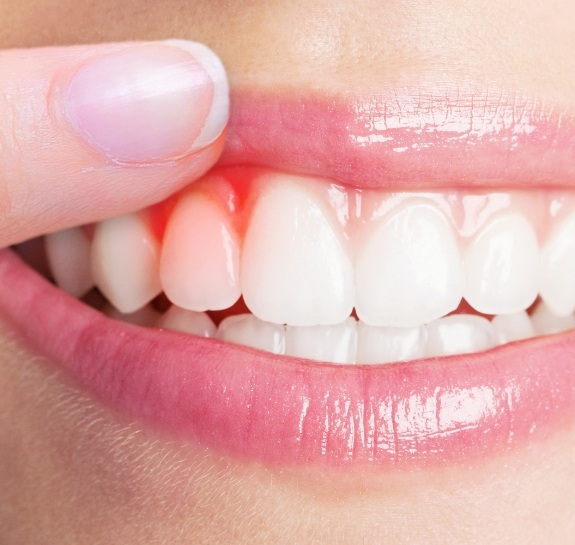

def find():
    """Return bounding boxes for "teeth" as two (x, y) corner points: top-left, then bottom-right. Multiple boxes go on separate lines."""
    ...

(491, 311), (535, 344)
(285, 317), (357, 364)
(45, 227), (94, 297)
(44, 168), (575, 365)
(241, 176), (354, 326)
(356, 323), (427, 364)
(426, 314), (495, 357)
(355, 201), (464, 327)
(91, 213), (162, 314)
(539, 212), (575, 316)
(160, 193), (241, 312)
(217, 314), (285, 354)
(158, 305), (216, 337)
(531, 302), (575, 335)
(464, 212), (539, 315)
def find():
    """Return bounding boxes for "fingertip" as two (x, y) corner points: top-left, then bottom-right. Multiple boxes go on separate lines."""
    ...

(65, 41), (229, 164)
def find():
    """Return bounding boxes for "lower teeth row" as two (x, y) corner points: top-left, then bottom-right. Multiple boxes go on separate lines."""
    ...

(104, 301), (572, 365)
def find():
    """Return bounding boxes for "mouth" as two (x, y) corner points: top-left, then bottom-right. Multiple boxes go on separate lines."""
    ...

(2, 85), (575, 469)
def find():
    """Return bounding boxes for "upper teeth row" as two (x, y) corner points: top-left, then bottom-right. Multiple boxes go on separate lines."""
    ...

(45, 171), (575, 328)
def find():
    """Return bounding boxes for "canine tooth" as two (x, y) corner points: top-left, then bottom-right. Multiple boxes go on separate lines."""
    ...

(91, 213), (162, 313)
(426, 315), (495, 357)
(355, 201), (464, 327)
(356, 323), (427, 364)
(539, 212), (575, 316)
(531, 302), (575, 335)
(160, 193), (241, 311)
(103, 304), (161, 327)
(491, 311), (535, 344)
(241, 176), (354, 326)
(285, 317), (357, 363)
(464, 212), (539, 315)
(217, 314), (285, 354)
(45, 228), (93, 297)
(157, 305), (216, 337)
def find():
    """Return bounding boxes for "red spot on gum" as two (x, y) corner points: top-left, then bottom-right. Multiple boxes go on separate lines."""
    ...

(143, 166), (269, 242)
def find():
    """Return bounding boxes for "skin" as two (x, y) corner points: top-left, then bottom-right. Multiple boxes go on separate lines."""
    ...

(1, 1), (575, 543)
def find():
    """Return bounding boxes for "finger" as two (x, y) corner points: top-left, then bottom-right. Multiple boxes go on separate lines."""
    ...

(0, 40), (229, 247)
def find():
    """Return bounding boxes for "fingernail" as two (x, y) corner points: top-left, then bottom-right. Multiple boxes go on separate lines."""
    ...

(65, 41), (229, 163)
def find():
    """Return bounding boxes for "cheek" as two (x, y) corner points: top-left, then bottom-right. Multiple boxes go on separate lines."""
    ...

(0, 324), (236, 542)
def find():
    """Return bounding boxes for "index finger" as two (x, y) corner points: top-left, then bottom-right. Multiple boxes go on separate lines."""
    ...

(0, 40), (229, 247)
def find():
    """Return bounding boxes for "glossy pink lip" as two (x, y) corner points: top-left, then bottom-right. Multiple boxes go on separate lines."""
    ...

(221, 88), (575, 189)
(2, 248), (575, 467)
(3, 89), (575, 469)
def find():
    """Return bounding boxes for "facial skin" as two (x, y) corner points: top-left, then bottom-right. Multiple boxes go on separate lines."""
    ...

(1, 1), (575, 543)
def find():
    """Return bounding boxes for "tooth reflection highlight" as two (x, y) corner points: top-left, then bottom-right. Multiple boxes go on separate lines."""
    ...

(531, 302), (575, 335)
(356, 323), (427, 364)
(426, 315), (495, 357)
(241, 176), (354, 326)
(158, 305), (216, 337)
(355, 202), (464, 327)
(285, 317), (357, 364)
(218, 314), (285, 354)
(91, 213), (162, 314)
(491, 311), (535, 344)
(160, 193), (241, 312)
(464, 212), (539, 315)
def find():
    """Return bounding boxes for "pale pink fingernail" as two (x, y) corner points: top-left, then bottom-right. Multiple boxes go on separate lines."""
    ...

(66, 41), (229, 163)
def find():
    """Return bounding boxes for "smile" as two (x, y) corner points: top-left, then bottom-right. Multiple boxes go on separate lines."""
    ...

(2, 86), (575, 468)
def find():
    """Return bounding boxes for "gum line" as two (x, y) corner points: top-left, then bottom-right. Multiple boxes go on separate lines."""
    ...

(150, 167), (573, 244)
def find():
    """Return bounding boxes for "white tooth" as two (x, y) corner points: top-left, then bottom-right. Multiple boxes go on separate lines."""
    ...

(531, 302), (575, 335)
(157, 305), (216, 337)
(45, 228), (94, 297)
(91, 213), (162, 314)
(491, 311), (535, 344)
(285, 317), (357, 364)
(217, 314), (285, 354)
(241, 176), (354, 326)
(464, 212), (539, 315)
(539, 212), (575, 316)
(160, 193), (241, 312)
(104, 304), (161, 327)
(356, 323), (427, 364)
(426, 314), (495, 357)
(355, 201), (464, 327)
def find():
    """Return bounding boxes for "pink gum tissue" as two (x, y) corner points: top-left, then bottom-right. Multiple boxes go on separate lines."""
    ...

(151, 169), (575, 252)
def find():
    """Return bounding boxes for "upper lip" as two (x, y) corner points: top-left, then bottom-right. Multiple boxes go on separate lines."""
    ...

(218, 86), (575, 189)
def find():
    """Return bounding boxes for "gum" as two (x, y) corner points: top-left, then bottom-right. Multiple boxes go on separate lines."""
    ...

(142, 165), (575, 253)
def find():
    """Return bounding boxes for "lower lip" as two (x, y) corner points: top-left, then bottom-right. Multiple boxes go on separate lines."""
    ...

(1, 248), (574, 469)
